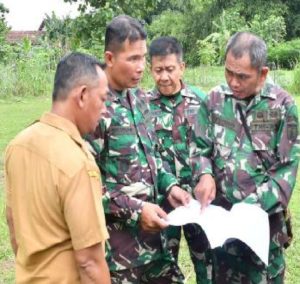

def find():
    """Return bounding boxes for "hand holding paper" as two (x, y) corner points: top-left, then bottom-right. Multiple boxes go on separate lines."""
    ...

(167, 199), (270, 266)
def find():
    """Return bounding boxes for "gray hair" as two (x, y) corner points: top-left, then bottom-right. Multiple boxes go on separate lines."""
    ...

(225, 32), (267, 70)
(52, 52), (104, 101)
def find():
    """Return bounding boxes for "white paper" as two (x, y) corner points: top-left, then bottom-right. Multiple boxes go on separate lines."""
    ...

(167, 199), (270, 266)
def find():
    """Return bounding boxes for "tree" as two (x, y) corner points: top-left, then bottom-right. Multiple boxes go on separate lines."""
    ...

(62, 0), (300, 66)
(284, 0), (300, 38)
(43, 12), (74, 49)
(0, 3), (10, 60)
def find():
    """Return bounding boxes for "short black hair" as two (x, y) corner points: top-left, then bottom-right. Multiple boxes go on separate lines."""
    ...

(149, 36), (183, 62)
(105, 15), (147, 52)
(52, 52), (105, 101)
(225, 32), (267, 70)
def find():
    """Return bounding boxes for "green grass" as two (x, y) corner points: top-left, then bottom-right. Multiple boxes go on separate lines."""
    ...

(0, 67), (299, 283)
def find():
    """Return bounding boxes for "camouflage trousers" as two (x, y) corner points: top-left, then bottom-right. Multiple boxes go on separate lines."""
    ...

(110, 252), (185, 284)
(211, 240), (285, 284)
(165, 224), (213, 284)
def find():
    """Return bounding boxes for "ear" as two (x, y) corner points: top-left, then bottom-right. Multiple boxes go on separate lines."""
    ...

(105, 51), (114, 67)
(74, 85), (88, 109)
(179, 61), (185, 79)
(180, 61), (186, 73)
(260, 66), (269, 83)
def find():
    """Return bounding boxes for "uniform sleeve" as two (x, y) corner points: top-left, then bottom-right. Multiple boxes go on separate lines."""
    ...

(87, 117), (145, 228)
(194, 96), (214, 177)
(243, 101), (300, 214)
(62, 163), (109, 250)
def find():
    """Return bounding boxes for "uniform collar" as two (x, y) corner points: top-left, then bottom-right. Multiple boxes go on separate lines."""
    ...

(221, 82), (277, 100)
(150, 80), (196, 100)
(107, 87), (128, 102)
(40, 112), (84, 148)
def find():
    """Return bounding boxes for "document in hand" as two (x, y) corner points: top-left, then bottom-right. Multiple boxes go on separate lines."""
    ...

(167, 199), (270, 266)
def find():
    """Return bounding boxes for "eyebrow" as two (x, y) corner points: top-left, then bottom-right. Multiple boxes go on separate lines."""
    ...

(154, 65), (176, 69)
(225, 67), (250, 78)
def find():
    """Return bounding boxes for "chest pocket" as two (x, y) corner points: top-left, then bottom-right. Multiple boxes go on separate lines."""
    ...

(250, 123), (278, 151)
(106, 124), (141, 184)
(184, 105), (199, 126)
(249, 109), (280, 169)
(152, 112), (173, 152)
(212, 114), (237, 152)
(250, 109), (280, 150)
(108, 125), (138, 156)
(250, 124), (279, 169)
(212, 113), (237, 168)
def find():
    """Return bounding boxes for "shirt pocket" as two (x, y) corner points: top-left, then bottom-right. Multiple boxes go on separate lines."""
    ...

(250, 130), (278, 169)
(153, 114), (173, 151)
(212, 124), (236, 169)
(107, 126), (141, 185)
(184, 105), (200, 126)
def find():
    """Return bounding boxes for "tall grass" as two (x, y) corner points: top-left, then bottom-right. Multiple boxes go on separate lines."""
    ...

(291, 63), (300, 95)
(0, 41), (65, 98)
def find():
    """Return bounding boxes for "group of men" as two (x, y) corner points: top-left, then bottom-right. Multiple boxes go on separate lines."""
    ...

(5, 14), (299, 284)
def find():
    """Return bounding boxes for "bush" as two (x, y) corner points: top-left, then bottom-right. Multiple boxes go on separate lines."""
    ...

(197, 39), (217, 65)
(250, 15), (286, 47)
(0, 40), (63, 98)
(268, 39), (300, 69)
(290, 64), (300, 95)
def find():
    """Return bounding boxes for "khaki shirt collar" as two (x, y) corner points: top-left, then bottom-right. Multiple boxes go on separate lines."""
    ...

(40, 112), (85, 149)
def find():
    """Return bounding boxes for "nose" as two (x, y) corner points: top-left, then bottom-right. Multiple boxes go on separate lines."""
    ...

(160, 70), (169, 81)
(136, 58), (146, 73)
(229, 75), (240, 89)
(100, 102), (107, 116)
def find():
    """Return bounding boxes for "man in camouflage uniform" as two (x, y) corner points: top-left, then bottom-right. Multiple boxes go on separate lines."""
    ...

(195, 31), (300, 283)
(87, 15), (190, 283)
(147, 36), (216, 284)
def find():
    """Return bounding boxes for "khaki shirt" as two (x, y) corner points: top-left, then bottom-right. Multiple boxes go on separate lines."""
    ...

(5, 112), (108, 283)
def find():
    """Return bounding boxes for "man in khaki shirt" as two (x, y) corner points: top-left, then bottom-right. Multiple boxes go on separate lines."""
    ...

(5, 52), (111, 283)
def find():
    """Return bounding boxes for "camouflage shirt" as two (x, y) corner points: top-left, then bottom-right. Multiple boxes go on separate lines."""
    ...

(87, 87), (178, 270)
(196, 82), (300, 248)
(148, 82), (212, 192)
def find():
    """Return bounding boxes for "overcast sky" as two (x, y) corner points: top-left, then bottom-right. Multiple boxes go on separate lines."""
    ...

(1, 0), (79, 30)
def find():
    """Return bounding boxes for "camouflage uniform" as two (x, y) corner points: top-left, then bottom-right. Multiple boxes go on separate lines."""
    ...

(148, 82), (213, 284)
(87, 87), (184, 283)
(195, 82), (300, 283)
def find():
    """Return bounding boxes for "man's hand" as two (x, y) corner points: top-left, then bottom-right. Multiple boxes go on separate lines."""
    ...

(167, 185), (191, 208)
(194, 174), (216, 211)
(140, 202), (168, 232)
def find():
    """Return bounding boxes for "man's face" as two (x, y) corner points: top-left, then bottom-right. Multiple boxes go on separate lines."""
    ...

(225, 51), (268, 99)
(105, 39), (147, 90)
(84, 67), (108, 134)
(150, 54), (184, 96)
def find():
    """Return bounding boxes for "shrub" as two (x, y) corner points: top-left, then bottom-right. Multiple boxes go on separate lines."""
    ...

(0, 40), (63, 98)
(268, 39), (300, 69)
(197, 39), (217, 66)
(250, 15), (286, 47)
(290, 64), (300, 95)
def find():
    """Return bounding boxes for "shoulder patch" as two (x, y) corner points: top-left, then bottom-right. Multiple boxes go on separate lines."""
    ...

(88, 170), (99, 179)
